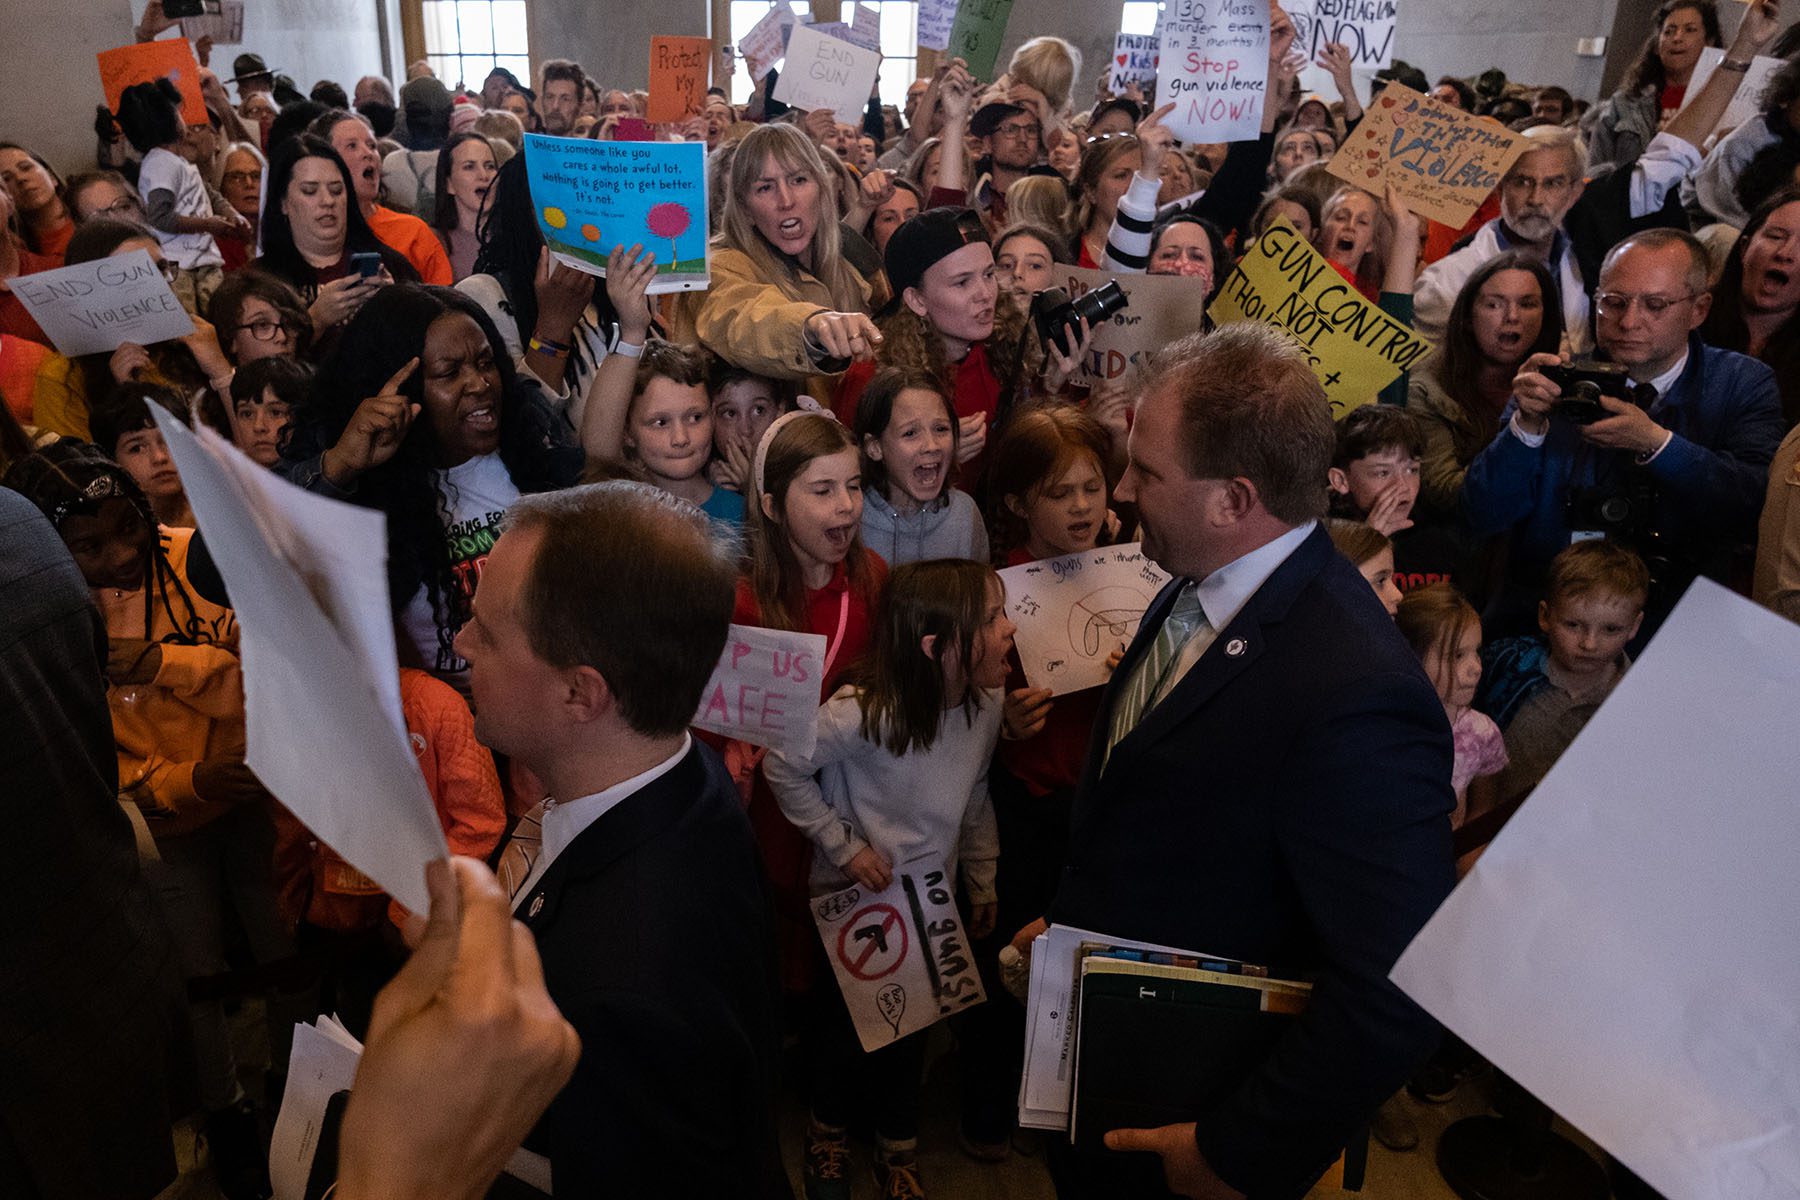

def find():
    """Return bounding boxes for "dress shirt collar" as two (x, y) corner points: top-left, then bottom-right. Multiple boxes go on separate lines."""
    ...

(538, 734), (692, 872)
(1191, 520), (1317, 634)
(1641, 347), (1690, 404)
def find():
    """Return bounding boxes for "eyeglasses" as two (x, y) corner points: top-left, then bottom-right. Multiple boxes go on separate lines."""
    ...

(235, 317), (298, 342)
(994, 121), (1041, 140)
(222, 169), (263, 187)
(1594, 291), (1697, 318)
(93, 197), (143, 218)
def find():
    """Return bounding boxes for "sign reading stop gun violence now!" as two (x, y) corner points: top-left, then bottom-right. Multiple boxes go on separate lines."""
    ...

(1209, 217), (1433, 415)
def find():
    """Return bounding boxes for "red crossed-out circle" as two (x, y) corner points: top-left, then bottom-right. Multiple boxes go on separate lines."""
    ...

(837, 903), (908, 981)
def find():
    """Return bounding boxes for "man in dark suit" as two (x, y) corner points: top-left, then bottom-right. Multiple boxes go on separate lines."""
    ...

(1017, 325), (1456, 1199)
(453, 481), (788, 1199)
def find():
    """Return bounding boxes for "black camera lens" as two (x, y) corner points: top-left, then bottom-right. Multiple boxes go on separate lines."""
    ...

(1071, 280), (1129, 327)
(1598, 496), (1633, 524)
(1031, 281), (1131, 357)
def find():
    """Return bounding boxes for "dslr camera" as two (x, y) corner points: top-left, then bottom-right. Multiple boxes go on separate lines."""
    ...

(1542, 360), (1635, 425)
(1030, 281), (1129, 358)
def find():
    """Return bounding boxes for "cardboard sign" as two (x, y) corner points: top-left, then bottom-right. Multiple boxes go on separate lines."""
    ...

(1109, 32), (1161, 94)
(846, 3), (884, 51)
(1681, 47), (1786, 135)
(813, 858), (988, 1052)
(944, 0), (1015, 80)
(772, 23), (882, 123)
(1209, 217), (1433, 415)
(523, 134), (709, 292)
(999, 544), (1172, 696)
(1298, 0), (1397, 68)
(917, 0), (959, 51)
(1057, 265), (1210, 387)
(739, 4), (797, 81)
(1159, 0), (1271, 143)
(98, 38), (208, 126)
(647, 35), (712, 124)
(1392, 581), (1800, 1200)
(690, 625), (828, 757)
(8, 250), (195, 357)
(150, 406), (447, 915)
(180, 0), (245, 44)
(1328, 83), (1527, 227)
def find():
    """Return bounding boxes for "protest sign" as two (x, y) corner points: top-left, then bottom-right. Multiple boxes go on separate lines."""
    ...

(1297, 0), (1397, 68)
(1209, 217), (1432, 415)
(772, 23), (883, 123)
(1158, 0), (1270, 143)
(1392, 581), (1800, 1200)
(150, 405), (447, 915)
(8, 249), (194, 357)
(613, 117), (655, 142)
(647, 35), (711, 123)
(1057, 265), (1210, 388)
(739, 3), (797, 80)
(1109, 32), (1161, 94)
(98, 38), (207, 126)
(524, 134), (709, 292)
(847, 4), (884, 51)
(917, 0), (959, 51)
(999, 544), (1172, 695)
(1681, 47), (1785, 135)
(813, 858), (988, 1052)
(180, 0), (245, 44)
(691, 624), (828, 757)
(1327, 83), (1527, 227)
(944, 0), (1015, 79)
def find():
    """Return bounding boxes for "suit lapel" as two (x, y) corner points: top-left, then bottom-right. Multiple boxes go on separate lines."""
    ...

(1074, 577), (1186, 800)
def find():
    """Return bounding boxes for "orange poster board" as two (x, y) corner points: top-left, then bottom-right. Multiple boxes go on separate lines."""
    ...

(647, 36), (712, 123)
(98, 39), (208, 127)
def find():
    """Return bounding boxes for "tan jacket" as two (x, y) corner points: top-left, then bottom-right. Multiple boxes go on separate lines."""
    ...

(670, 245), (872, 385)
(1407, 368), (1495, 519)
(1754, 423), (1800, 624)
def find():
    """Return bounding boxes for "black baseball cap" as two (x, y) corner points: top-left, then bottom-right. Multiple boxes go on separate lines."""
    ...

(969, 100), (1027, 139)
(884, 207), (992, 299)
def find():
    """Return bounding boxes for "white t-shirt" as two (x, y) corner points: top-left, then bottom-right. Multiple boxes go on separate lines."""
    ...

(137, 146), (223, 270)
(398, 451), (520, 690)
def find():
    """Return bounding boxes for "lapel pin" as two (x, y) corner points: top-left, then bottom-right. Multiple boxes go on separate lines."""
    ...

(1225, 638), (1247, 657)
(528, 894), (545, 917)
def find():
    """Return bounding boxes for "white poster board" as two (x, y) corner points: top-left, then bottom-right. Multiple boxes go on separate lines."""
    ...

(690, 624), (827, 757)
(999, 543), (1173, 695)
(8, 249), (194, 357)
(1109, 32), (1161, 94)
(1681, 48), (1785, 135)
(846, 3), (884, 51)
(813, 857), (988, 1052)
(917, 0), (959, 51)
(773, 22), (882, 123)
(739, 4), (797, 81)
(1159, 0), (1271, 143)
(1296, 0), (1397, 69)
(151, 405), (446, 914)
(1391, 580), (1800, 1200)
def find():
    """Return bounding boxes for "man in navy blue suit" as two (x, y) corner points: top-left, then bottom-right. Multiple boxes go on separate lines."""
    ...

(1016, 325), (1456, 1199)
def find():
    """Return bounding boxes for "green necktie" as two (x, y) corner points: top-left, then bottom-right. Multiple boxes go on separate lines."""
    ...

(1105, 582), (1206, 762)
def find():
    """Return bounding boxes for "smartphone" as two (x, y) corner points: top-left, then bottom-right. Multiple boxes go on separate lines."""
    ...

(349, 251), (383, 279)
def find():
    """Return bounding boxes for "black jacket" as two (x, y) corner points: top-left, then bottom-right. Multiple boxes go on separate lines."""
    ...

(1050, 525), (1455, 1198)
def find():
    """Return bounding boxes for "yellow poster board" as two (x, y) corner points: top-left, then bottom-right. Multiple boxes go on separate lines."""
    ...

(1208, 218), (1433, 416)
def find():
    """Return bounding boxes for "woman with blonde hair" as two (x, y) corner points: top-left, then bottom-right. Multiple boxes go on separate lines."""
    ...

(673, 124), (880, 398)
(1001, 174), (1071, 245)
(1070, 133), (1142, 267)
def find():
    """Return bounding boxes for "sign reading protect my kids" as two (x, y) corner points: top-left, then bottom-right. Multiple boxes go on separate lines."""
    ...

(523, 134), (710, 293)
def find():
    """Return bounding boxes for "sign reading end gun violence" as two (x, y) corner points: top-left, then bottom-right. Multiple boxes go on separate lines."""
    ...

(1209, 217), (1432, 416)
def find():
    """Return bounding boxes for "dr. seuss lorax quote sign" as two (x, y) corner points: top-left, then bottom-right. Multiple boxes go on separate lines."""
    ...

(1326, 83), (1527, 227)
(523, 135), (709, 293)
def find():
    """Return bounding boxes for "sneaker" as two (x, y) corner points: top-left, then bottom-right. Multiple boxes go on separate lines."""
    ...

(957, 1126), (1011, 1162)
(1369, 1094), (1419, 1152)
(873, 1150), (926, 1200)
(203, 1099), (272, 1200)
(803, 1120), (852, 1200)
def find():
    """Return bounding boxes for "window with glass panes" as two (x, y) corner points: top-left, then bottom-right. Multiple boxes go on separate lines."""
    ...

(421, 0), (531, 93)
(727, 1), (919, 109)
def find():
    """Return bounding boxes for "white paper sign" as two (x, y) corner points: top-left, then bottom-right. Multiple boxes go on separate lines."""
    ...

(1391, 580), (1800, 1200)
(917, 0), (959, 51)
(999, 543), (1173, 695)
(8, 249), (194, 357)
(180, 0), (246, 44)
(739, 3), (797, 81)
(846, 3), (884, 51)
(812, 857), (988, 1052)
(1109, 32), (1161, 94)
(690, 623), (827, 756)
(1159, 0), (1271, 143)
(151, 405), (447, 914)
(773, 22), (883, 123)
(1298, 0), (1397, 69)
(1681, 47), (1785, 136)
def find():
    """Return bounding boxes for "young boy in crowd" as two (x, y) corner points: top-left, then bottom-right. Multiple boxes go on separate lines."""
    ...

(1328, 405), (1464, 593)
(1476, 539), (1649, 810)
(229, 356), (311, 469)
